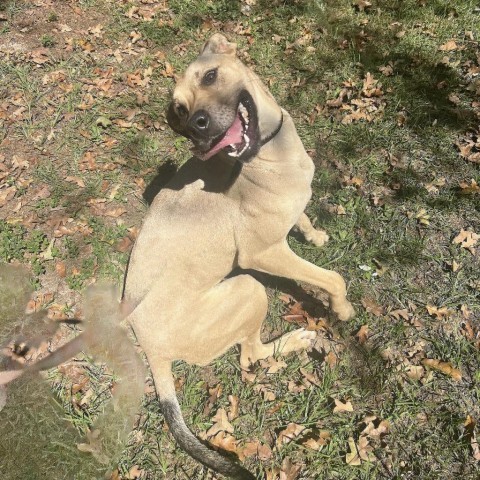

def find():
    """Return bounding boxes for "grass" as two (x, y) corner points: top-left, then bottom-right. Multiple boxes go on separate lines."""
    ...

(0, 0), (479, 479)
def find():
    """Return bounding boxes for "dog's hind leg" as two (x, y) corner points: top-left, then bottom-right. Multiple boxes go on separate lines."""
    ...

(295, 213), (329, 247)
(246, 240), (355, 321)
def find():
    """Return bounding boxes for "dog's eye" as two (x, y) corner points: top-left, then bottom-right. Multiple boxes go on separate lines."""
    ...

(202, 68), (218, 86)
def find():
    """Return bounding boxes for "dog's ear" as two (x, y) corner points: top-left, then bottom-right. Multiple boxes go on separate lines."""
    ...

(201, 33), (237, 56)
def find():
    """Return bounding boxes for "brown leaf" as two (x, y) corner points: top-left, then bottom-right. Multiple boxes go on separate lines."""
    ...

(260, 356), (287, 374)
(439, 39), (458, 51)
(355, 325), (369, 344)
(406, 365), (425, 380)
(389, 308), (410, 321)
(426, 304), (453, 319)
(361, 297), (384, 316)
(209, 431), (238, 453)
(276, 422), (306, 446)
(240, 440), (272, 461)
(453, 228), (480, 254)
(127, 465), (144, 479)
(55, 261), (67, 278)
(353, 0), (372, 12)
(279, 457), (301, 480)
(0, 186), (17, 206)
(228, 394), (239, 421)
(459, 179), (480, 194)
(253, 383), (276, 401)
(115, 235), (133, 253)
(303, 430), (331, 450)
(333, 399), (354, 413)
(299, 367), (320, 386)
(206, 408), (234, 437)
(65, 176), (85, 188)
(421, 358), (462, 381)
(30, 48), (50, 64)
(362, 417), (390, 439)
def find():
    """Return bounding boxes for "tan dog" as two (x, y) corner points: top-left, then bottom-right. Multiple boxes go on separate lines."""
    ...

(123, 34), (354, 478)
(0, 34), (354, 479)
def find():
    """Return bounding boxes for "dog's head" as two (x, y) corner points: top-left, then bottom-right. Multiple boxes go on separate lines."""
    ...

(167, 34), (281, 163)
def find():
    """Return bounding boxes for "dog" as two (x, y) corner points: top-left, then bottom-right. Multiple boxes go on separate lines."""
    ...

(123, 34), (354, 478)
(0, 34), (354, 479)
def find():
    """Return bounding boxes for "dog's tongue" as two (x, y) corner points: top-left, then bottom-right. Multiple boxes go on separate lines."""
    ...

(199, 113), (243, 160)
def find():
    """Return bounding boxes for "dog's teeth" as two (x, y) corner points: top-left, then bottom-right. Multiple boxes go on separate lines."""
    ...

(228, 150), (239, 157)
(239, 144), (249, 156)
(238, 103), (249, 123)
(243, 133), (250, 145)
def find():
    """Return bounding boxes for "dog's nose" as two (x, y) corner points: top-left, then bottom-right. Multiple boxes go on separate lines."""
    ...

(189, 110), (210, 133)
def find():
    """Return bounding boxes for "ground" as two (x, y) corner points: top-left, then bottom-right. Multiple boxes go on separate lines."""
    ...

(0, 0), (479, 479)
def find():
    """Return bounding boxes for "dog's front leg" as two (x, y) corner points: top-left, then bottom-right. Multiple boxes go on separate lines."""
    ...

(295, 213), (329, 247)
(247, 240), (355, 321)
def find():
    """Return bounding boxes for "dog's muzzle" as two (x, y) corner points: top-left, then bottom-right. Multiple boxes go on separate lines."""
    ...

(167, 90), (262, 163)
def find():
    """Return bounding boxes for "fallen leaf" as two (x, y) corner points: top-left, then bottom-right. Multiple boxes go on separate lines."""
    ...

(55, 261), (67, 278)
(209, 431), (238, 453)
(303, 430), (331, 450)
(0, 186), (16, 207)
(389, 308), (410, 321)
(333, 399), (354, 413)
(345, 436), (361, 465)
(421, 358), (462, 381)
(240, 440), (272, 461)
(206, 408), (234, 437)
(415, 208), (430, 225)
(355, 325), (369, 344)
(352, 0), (372, 12)
(115, 235), (133, 253)
(453, 229), (479, 254)
(127, 465), (144, 479)
(228, 394), (239, 421)
(260, 357), (287, 374)
(439, 39), (458, 51)
(299, 367), (320, 386)
(279, 457), (301, 480)
(459, 179), (480, 194)
(276, 422), (306, 446)
(361, 297), (384, 316)
(65, 176), (86, 188)
(426, 304), (453, 319)
(406, 365), (425, 380)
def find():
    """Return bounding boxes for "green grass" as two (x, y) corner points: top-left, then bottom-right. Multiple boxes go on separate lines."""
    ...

(0, 0), (479, 479)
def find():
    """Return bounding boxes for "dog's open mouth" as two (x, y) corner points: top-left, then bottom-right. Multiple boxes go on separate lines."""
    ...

(193, 91), (258, 162)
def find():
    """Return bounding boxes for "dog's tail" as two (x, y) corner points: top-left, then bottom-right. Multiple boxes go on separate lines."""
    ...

(156, 361), (255, 480)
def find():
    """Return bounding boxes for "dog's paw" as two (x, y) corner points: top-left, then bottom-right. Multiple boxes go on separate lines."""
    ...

(279, 328), (316, 353)
(307, 229), (329, 247)
(334, 301), (355, 321)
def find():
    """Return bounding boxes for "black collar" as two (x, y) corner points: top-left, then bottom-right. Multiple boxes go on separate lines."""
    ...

(259, 110), (284, 147)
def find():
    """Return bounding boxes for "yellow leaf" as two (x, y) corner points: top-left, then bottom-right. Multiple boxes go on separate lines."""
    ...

(421, 358), (462, 381)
